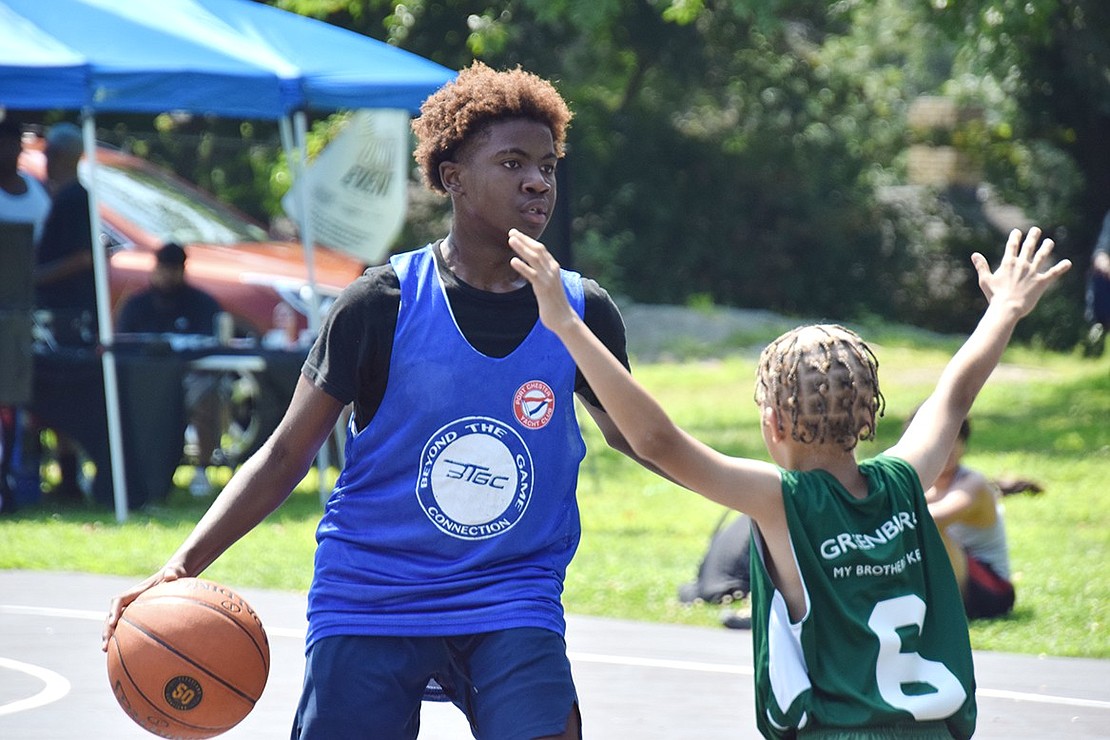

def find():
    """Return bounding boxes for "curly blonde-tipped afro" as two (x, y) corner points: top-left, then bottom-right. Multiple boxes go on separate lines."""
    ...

(755, 324), (885, 451)
(412, 61), (573, 194)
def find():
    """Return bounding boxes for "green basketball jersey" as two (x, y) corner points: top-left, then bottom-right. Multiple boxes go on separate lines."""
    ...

(749, 455), (976, 739)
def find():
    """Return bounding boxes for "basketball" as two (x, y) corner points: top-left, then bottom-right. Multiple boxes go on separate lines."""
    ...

(105, 578), (270, 738)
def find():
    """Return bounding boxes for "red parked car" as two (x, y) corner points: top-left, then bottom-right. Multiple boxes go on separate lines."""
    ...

(20, 139), (368, 340)
(16, 137), (368, 479)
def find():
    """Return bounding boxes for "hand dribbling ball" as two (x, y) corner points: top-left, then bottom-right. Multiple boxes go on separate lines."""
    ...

(106, 578), (270, 738)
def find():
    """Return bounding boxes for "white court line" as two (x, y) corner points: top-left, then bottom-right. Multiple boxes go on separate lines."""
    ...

(566, 653), (1110, 711)
(0, 605), (105, 620)
(3, 604), (1109, 713)
(0, 657), (71, 716)
(975, 688), (1110, 710)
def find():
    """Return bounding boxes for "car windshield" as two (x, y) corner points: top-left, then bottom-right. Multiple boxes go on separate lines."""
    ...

(89, 159), (269, 245)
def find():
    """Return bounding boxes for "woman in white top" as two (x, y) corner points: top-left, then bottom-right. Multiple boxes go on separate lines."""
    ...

(0, 118), (51, 245)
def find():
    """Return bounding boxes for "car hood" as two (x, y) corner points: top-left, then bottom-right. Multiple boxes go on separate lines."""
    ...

(115, 239), (368, 293)
(195, 240), (366, 290)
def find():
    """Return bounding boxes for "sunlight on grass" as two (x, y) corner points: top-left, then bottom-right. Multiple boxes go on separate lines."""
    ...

(1, 342), (1107, 658)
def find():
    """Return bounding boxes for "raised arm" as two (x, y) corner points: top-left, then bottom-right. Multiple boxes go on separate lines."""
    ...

(507, 229), (783, 521)
(102, 376), (344, 648)
(887, 227), (1070, 488)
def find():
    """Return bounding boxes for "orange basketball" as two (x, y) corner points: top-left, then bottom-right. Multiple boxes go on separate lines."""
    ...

(105, 578), (270, 739)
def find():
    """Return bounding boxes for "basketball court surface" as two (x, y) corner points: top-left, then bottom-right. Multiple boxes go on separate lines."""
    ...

(2, 570), (1107, 738)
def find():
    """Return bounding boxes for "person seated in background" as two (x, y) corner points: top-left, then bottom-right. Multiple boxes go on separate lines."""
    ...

(922, 415), (1017, 620)
(117, 242), (221, 335)
(117, 242), (223, 496)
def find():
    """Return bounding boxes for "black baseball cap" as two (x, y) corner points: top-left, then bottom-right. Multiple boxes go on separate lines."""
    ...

(156, 242), (188, 266)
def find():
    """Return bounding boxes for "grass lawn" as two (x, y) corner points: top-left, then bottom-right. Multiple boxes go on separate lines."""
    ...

(1, 327), (1107, 659)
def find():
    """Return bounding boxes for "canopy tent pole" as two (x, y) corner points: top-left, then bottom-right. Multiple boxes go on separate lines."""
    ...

(281, 113), (335, 502)
(82, 112), (130, 522)
(291, 111), (322, 334)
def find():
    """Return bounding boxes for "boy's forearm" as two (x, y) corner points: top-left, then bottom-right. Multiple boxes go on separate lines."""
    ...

(556, 316), (641, 414)
(933, 301), (1023, 417)
(555, 316), (675, 459)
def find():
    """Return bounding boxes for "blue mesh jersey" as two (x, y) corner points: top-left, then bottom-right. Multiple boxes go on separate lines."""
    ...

(306, 245), (587, 647)
(749, 455), (976, 739)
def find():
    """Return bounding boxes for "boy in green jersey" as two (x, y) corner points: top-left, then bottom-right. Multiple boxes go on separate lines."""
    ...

(508, 226), (1069, 739)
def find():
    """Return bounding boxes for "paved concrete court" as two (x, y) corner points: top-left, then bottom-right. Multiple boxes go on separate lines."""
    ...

(1, 570), (1107, 738)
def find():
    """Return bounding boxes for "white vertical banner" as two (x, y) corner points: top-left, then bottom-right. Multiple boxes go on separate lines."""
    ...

(282, 108), (410, 264)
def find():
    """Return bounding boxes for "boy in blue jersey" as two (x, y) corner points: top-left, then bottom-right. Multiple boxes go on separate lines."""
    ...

(104, 62), (641, 739)
(509, 227), (1069, 739)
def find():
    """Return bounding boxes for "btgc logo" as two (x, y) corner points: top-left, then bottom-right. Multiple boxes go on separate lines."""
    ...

(417, 416), (534, 540)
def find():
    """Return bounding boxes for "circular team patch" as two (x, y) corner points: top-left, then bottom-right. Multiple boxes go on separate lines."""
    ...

(513, 380), (555, 429)
(417, 416), (534, 540)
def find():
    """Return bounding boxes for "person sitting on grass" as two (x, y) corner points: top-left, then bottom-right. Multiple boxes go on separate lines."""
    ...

(922, 415), (1017, 620)
(508, 225), (1069, 739)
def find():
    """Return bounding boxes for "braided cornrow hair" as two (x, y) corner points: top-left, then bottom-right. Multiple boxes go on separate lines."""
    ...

(755, 324), (885, 451)
(412, 60), (573, 194)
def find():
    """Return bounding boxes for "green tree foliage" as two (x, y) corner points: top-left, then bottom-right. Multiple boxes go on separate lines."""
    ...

(116, 0), (1103, 347)
(911, 0), (1110, 345)
(569, 19), (909, 317)
(92, 114), (283, 224)
(925, 0), (1110, 223)
(464, 1), (964, 328)
(273, 1), (929, 321)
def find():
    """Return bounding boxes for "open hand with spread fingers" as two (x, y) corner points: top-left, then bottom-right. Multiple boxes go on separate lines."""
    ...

(971, 227), (1071, 315)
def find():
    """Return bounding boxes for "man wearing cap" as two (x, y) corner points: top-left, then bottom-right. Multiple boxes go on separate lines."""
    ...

(118, 242), (224, 496)
(117, 243), (222, 336)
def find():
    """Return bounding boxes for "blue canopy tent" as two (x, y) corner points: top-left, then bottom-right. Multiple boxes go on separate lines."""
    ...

(192, 0), (456, 113)
(0, 0), (455, 520)
(0, 3), (89, 110)
(0, 0), (454, 114)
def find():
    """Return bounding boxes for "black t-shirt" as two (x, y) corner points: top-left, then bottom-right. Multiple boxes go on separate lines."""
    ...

(35, 181), (95, 314)
(117, 284), (222, 335)
(304, 242), (629, 430)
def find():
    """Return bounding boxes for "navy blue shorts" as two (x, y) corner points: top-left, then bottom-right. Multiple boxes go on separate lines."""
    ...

(291, 628), (579, 740)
